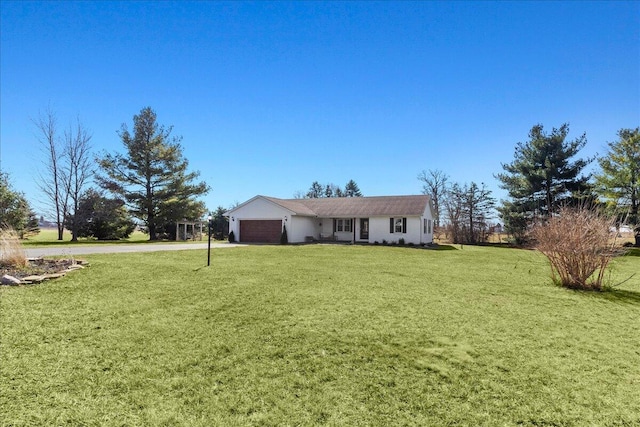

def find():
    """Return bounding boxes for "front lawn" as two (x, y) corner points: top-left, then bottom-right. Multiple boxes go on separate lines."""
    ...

(1, 245), (639, 426)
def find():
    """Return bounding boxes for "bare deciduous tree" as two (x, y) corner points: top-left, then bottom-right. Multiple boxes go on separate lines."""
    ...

(418, 169), (449, 227)
(63, 117), (93, 241)
(444, 182), (495, 244)
(34, 108), (93, 241)
(34, 107), (69, 241)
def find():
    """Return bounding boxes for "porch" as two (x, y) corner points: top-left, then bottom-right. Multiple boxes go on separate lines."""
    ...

(308, 217), (369, 243)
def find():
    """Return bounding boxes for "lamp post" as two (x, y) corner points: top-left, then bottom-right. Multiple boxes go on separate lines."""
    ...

(207, 215), (212, 267)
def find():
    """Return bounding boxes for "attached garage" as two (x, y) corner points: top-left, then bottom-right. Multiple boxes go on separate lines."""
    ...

(226, 195), (435, 245)
(239, 219), (282, 243)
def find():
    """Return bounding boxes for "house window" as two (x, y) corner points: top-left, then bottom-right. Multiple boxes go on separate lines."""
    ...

(389, 217), (407, 233)
(424, 219), (428, 233)
(336, 219), (352, 232)
(428, 219), (432, 234)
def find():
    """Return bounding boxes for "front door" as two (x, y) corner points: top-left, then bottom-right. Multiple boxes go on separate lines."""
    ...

(360, 218), (369, 240)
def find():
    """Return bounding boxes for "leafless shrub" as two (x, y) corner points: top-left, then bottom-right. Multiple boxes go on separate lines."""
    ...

(530, 205), (621, 291)
(0, 228), (28, 268)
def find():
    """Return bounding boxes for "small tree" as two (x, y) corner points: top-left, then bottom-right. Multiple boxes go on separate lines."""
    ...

(530, 205), (618, 291)
(0, 173), (39, 239)
(280, 224), (288, 244)
(211, 206), (229, 240)
(66, 189), (135, 240)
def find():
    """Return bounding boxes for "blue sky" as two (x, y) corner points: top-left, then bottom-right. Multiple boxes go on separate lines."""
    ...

(1, 1), (638, 218)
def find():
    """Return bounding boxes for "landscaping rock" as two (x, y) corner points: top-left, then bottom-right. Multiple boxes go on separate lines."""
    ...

(21, 275), (46, 283)
(1, 258), (87, 286)
(1, 275), (22, 285)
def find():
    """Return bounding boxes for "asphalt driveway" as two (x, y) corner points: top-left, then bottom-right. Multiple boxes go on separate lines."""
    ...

(25, 242), (245, 258)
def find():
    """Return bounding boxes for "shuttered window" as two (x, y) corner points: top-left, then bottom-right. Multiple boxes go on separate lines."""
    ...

(390, 218), (407, 233)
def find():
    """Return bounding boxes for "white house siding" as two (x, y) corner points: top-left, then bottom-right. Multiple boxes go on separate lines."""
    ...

(421, 216), (434, 245)
(288, 216), (317, 243)
(228, 197), (290, 242)
(321, 220), (333, 238)
(226, 195), (435, 245)
(296, 215), (433, 244)
(421, 203), (434, 244)
(368, 216), (417, 244)
(367, 216), (433, 245)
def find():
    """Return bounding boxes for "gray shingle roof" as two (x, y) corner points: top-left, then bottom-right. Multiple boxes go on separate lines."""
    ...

(263, 195), (431, 217)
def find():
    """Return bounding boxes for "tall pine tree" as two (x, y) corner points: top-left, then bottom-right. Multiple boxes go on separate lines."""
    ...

(496, 123), (592, 241)
(595, 127), (640, 246)
(344, 179), (363, 197)
(97, 107), (209, 240)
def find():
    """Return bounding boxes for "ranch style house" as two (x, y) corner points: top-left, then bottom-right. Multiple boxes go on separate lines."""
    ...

(225, 195), (435, 245)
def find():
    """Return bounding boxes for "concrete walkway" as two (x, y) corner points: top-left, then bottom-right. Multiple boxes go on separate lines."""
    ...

(25, 242), (245, 258)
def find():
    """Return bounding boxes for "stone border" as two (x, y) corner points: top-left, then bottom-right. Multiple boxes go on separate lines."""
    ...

(1, 259), (90, 285)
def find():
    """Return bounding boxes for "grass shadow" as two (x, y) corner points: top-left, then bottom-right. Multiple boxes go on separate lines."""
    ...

(598, 288), (640, 306)
(571, 286), (640, 306)
(432, 244), (458, 251)
(483, 243), (536, 252)
(621, 248), (640, 257)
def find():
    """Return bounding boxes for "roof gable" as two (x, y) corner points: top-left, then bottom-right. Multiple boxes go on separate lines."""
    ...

(224, 195), (301, 217)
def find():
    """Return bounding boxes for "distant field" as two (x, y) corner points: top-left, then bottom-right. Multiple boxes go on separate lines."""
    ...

(436, 231), (637, 246)
(22, 228), (212, 246)
(1, 245), (639, 426)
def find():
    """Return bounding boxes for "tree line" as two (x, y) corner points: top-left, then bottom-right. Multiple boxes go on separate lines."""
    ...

(417, 170), (495, 244)
(2, 115), (637, 246)
(1, 106), (209, 241)
(295, 179), (363, 199)
(419, 123), (639, 246)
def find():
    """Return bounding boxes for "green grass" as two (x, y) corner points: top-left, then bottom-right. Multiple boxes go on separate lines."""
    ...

(1, 245), (639, 426)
